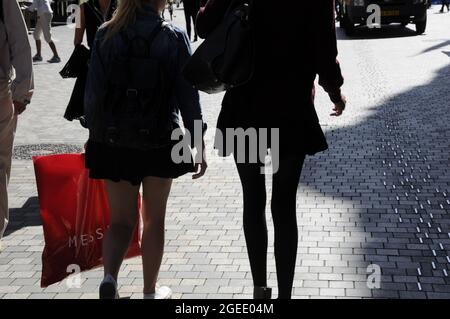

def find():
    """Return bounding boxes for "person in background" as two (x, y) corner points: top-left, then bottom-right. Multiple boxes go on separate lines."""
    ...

(0, 0), (34, 245)
(74, 0), (116, 49)
(197, 0), (346, 299)
(440, 0), (449, 13)
(27, 0), (61, 63)
(183, 0), (199, 41)
(64, 0), (116, 124)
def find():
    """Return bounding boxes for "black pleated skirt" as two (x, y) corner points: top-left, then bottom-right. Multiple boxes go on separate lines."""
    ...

(85, 139), (195, 186)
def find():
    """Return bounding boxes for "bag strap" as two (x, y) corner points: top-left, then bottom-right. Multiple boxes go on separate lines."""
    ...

(87, 0), (115, 24)
(87, 1), (105, 24)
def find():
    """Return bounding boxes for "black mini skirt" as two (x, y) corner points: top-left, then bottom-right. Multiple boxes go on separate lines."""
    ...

(85, 139), (195, 186)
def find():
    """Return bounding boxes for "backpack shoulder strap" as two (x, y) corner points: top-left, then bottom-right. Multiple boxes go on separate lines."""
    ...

(144, 20), (165, 49)
(119, 20), (164, 57)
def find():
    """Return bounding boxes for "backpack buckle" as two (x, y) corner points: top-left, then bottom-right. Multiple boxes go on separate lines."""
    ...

(106, 126), (118, 144)
(127, 89), (138, 98)
(139, 128), (151, 136)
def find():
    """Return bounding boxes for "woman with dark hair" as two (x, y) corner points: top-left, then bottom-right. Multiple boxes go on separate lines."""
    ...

(196, 0), (346, 299)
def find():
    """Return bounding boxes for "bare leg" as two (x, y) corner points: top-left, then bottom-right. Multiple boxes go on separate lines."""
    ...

(184, 9), (192, 40)
(141, 176), (172, 294)
(103, 180), (140, 281)
(35, 40), (42, 57)
(48, 41), (59, 58)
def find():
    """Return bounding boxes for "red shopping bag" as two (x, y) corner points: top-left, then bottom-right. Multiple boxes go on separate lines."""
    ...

(33, 154), (141, 287)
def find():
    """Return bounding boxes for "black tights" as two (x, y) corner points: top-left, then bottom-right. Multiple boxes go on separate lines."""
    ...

(184, 8), (198, 40)
(234, 155), (305, 299)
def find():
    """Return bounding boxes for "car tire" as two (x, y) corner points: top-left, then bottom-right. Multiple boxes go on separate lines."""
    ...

(415, 17), (427, 35)
(344, 18), (355, 36)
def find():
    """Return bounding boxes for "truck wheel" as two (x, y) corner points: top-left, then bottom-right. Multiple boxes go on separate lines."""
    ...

(344, 20), (355, 36)
(415, 18), (427, 35)
(343, 12), (355, 36)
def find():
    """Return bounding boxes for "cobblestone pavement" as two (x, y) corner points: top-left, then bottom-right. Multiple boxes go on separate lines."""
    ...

(1, 6), (450, 299)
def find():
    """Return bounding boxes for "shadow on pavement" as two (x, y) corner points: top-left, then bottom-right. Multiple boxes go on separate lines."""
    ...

(4, 197), (41, 237)
(336, 24), (418, 40)
(418, 39), (450, 55)
(300, 60), (450, 298)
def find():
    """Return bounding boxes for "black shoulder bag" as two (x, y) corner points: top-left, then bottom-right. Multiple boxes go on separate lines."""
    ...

(182, 0), (255, 94)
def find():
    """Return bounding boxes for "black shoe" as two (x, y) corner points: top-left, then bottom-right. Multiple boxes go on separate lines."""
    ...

(99, 275), (119, 299)
(253, 287), (272, 299)
(47, 56), (61, 64)
(32, 54), (43, 62)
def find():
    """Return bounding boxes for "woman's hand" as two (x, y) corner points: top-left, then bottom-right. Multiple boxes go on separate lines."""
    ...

(13, 101), (28, 115)
(331, 94), (346, 117)
(193, 139), (208, 179)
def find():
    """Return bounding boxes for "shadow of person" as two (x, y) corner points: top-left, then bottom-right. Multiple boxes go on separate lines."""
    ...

(4, 197), (41, 237)
(299, 61), (450, 298)
(337, 24), (419, 41)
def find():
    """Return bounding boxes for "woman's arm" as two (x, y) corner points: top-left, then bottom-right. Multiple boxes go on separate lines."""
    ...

(74, 4), (86, 46)
(4, 0), (34, 105)
(196, 0), (229, 38)
(172, 27), (207, 178)
(172, 27), (204, 142)
(84, 29), (109, 129)
(315, 0), (344, 104)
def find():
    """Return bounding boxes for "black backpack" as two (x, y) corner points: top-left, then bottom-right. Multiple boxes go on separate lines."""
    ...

(99, 22), (174, 150)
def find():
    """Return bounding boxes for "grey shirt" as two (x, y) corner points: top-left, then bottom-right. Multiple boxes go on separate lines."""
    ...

(0, 0), (34, 103)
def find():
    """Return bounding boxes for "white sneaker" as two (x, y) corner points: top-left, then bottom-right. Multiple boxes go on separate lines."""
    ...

(144, 286), (172, 299)
(99, 274), (119, 299)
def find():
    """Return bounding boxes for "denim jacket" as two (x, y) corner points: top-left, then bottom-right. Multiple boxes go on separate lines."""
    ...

(84, 7), (203, 144)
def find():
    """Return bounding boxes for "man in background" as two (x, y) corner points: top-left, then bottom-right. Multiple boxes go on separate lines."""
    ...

(0, 0), (34, 244)
(27, 0), (61, 63)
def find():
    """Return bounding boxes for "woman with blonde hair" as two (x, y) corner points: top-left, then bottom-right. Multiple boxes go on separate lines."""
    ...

(84, 0), (207, 299)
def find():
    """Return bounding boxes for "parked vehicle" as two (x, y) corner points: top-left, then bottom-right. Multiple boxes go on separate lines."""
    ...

(337, 0), (428, 36)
